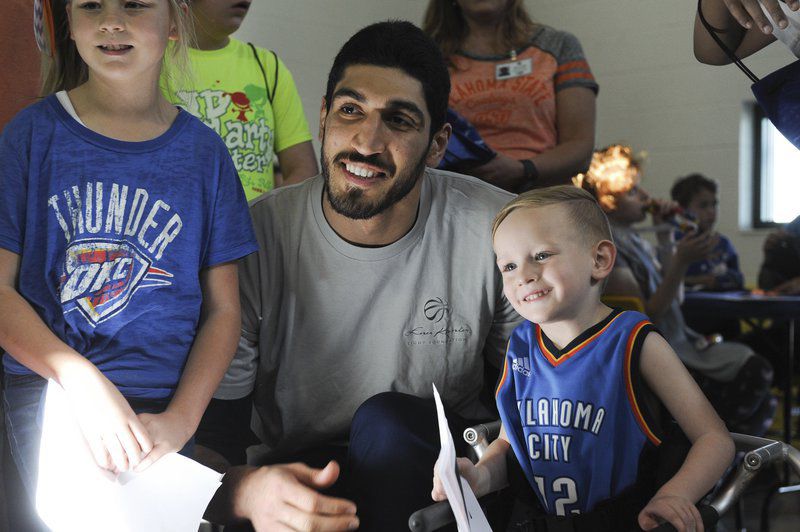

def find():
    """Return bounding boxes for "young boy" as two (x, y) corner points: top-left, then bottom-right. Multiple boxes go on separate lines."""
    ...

(671, 173), (744, 338)
(432, 186), (733, 531)
(162, 0), (317, 200)
(670, 173), (744, 292)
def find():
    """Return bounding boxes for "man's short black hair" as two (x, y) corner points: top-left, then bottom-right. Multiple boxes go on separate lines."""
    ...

(670, 173), (718, 208)
(324, 20), (450, 139)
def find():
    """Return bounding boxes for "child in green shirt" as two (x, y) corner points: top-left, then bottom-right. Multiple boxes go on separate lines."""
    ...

(163, 1), (317, 200)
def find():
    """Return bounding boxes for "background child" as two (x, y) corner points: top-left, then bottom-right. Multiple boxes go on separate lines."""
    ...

(161, 0), (318, 468)
(670, 173), (744, 292)
(162, 0), (317, 200)
(670, 173), (744, 339)
(0, 1), (257, 520)
(578, 146), (774, 436)
(433, 186), (733, 531)
(759, 214), (800, 295)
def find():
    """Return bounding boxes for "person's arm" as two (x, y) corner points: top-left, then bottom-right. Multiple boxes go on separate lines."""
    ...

(0, 248), (152, 473)
(772, 275), (800, 294)
(275, 141), (318, 187)
(652, 230), (721, 314)
(693, 0), (787, 64)
(269, 51), (316, 188)
(204, 462), (358, 530)
(637, 333), (734, 531)
(135, 262), (240, 470)
(432, 425), (511, 500)
(466, 86), (596, 191)
(683, 273), (716, 289)
(606, 245), (689, 319)
(529, 86), (596, 187)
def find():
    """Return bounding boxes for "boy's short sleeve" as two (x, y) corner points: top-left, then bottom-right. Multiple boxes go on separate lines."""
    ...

(203, 152), (259, 268)
(267, 52), (313, 154)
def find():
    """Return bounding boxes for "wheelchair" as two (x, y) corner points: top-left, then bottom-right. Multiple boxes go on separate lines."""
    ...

(408, 420), (800, 532)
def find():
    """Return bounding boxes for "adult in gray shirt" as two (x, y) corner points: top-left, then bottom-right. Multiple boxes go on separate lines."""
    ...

(204, 21), (520, 532)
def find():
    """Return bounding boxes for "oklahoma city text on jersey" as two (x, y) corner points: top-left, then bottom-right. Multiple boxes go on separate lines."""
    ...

(515, 396), (606, 463)
(48, 182), (182, 326)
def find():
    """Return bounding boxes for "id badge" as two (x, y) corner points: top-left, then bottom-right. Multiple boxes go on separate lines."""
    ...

(495, 58), (532, 80)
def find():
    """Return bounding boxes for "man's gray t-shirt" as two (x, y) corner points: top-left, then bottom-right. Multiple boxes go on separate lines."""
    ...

(220, 169), (521, 459)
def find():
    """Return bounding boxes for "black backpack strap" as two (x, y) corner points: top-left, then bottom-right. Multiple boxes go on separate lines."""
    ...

(696, 0), (760, 82)
(247, 42), (280, 104)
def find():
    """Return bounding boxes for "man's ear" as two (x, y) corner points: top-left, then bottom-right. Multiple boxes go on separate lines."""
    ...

(318, 97), (328, 142)
(592, 240), (616, 281)
(425, 122), (452, 168)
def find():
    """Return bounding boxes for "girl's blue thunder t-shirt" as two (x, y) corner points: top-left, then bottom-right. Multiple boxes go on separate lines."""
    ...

(0, 95), (258, 399)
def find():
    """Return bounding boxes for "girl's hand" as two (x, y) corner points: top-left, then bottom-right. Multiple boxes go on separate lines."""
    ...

(62, 366), (153, 475)
(134, 408), (196, 472)
(722, 0), (799, 34)
(431, 457), (484, 501)
(638, 494), (704, 532)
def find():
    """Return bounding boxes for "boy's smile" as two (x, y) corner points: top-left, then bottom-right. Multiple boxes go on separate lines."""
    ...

(494, 204), (613, 343)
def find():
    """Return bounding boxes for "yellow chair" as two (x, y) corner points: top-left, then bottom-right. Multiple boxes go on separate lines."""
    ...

(601, 294), (645, 313)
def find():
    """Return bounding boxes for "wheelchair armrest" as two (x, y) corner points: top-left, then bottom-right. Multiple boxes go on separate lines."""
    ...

(408, 501), (454, 532)
(463, 420), (501, 460)
(708, 432), (800, 517)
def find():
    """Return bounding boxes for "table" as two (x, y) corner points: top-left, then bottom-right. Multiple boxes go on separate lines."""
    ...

(681, 291), (800, 445)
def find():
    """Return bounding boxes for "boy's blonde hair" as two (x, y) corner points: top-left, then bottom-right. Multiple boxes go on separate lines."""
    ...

(40, 0), (194, 96)
(492, 185), (613, 247)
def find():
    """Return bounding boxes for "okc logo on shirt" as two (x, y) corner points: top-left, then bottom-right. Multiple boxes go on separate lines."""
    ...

(59, 239), (173, 326)
(512, 356), (532, 377)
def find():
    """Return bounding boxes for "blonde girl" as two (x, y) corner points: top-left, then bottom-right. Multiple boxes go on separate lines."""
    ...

(0, 0), (257, 509)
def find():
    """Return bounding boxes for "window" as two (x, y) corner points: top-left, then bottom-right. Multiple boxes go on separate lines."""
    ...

(752, 104), (800, 227)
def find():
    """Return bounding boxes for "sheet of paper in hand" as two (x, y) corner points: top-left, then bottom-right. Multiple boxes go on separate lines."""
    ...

(36, 379), (223, 532)
(432, 383), (491, 532)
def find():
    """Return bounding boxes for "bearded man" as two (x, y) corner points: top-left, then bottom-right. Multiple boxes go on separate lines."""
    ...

(204, 20), (520, 532)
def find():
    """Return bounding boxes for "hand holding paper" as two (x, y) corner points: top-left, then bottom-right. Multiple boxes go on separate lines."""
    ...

(431, 383), (491, 532)
(37, 380), (222, 532)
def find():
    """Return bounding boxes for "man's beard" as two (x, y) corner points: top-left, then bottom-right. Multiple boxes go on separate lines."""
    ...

(321, 145), (428, 220)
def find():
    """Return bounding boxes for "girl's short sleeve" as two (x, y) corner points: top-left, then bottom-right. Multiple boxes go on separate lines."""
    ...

(0, 125), (30, 254)
(203, 149), (259, 268)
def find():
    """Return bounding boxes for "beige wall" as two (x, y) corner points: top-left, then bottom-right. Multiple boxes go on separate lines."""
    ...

(237, 0), (797, 283)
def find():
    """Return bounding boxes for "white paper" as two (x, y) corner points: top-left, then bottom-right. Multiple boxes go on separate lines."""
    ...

(432, 383), (491, 532)
(36, 380), (223, 532)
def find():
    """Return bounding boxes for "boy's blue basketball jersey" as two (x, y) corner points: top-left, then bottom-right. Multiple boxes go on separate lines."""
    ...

(496, 309), (662, 516)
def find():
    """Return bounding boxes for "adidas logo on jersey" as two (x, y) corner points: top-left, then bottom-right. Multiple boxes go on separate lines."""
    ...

(512, 357), (532, 377)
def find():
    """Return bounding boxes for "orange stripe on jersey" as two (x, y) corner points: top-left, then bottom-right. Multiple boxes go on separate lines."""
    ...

(556, 60), (591, 73)
(495, 339), (512, 398)
(625, 321), (661, 446)
(555, 72), (595, 84)
(537, 312), (625, 367)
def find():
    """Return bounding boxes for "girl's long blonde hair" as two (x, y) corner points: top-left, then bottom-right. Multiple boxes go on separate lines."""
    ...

(40, 0), (194, 96)
(422, 0), (536, 62)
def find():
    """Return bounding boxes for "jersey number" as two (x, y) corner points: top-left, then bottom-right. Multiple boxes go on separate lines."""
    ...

(533, 476), (579, 516)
